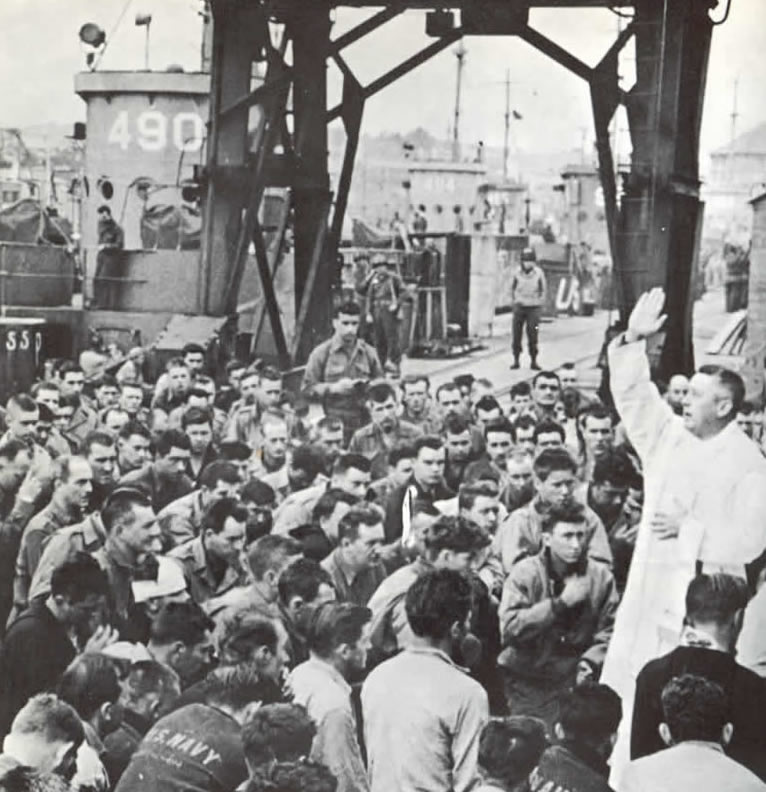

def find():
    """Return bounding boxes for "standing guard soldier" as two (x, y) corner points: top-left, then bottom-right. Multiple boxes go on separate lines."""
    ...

(359, 254), (405, 377)
(302, 301), (384, 445)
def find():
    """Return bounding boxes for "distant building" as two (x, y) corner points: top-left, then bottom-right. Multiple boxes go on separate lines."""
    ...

(558, 163), (609, 255)
(0, 130), (44, 209)
(704, 122), (766, 244)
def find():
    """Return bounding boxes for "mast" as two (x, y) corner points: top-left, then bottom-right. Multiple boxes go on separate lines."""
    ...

(503, 69), (510, 180)
(452, 42), (466, 163)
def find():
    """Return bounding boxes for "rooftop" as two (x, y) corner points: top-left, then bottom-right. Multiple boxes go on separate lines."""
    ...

(712, 122), (766, 157)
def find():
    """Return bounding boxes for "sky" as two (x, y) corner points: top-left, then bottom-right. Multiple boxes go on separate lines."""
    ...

(1, 0), (765, 167)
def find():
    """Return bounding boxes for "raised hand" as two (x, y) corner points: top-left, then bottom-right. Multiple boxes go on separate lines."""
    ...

(625, 287), (667, 343)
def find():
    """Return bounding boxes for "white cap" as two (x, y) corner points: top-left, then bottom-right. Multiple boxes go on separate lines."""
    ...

(131, 556), (187, 604)
(101, 641), (153, 664)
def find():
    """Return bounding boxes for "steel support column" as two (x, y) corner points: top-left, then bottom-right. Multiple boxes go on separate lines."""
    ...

(201, 0), (267, 317)
(618, 0), (712, 377)
(290, 3), (333, 361)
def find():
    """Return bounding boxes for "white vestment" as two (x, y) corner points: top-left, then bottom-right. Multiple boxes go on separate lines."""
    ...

(601, 337), (766, 785)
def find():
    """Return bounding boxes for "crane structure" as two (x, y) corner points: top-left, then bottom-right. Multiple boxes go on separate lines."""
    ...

(200, 0), (721, 380)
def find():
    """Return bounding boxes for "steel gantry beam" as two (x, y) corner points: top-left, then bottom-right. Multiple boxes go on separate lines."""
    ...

(200, 0), (718, 379)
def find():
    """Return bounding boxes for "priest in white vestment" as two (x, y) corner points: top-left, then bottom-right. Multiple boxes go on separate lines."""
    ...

(599, 288), (766, 785)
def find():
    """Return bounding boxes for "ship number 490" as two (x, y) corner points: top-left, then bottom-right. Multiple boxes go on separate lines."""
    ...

(108, 110), (204, 153)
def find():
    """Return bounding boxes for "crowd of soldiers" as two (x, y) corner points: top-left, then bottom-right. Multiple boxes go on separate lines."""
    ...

(0, 289), (765, 792)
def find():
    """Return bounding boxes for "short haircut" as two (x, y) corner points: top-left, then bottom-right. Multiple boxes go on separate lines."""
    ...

(533, 446), (577, 480)
(241, 703), (316, 768)
(82, 430), (116, 456)
(277, 558), (333, 607)
(332, 453), (371, 476)
(333, 300), (361, 317)
(435, 381), (461, 400)
(389, 443), (416, 467)
(698, 364), (745, 421)
(685, 573), (749, 626)
(513, 414), (537, 433)
(304, 602), (372, 657)
(122, 661), (180, 710)
(57, 654), (121, 720)
(241, 478), (277, 507)
(401, 374), (430, 392)
(511, 381), (532, 399)
(581, 404), (615, 427)
(9, 693), (84, 747)
(406, 568), (473, 641)
(55, 454), (88, 483)
(423, 515), (490, 556)
(199, 460), (240, 489)
(203, 666), (282, 710)
(166, 356), (189, 373)
(7, 393), (38, 414)
(95, 374), (118, 389)
(458, 480), (499, 512)
(101, 486), (152, 534)
(247, 535), (301, 581)
(661, 674), (728, 743)
(219, 440), (252, 462)
(444, 413), (471, 436)
(246, 761), (338, 792)
(533, 419), (565, 443)
(182, 342), (205, 357)
(532, 370), (561, 388)
(149, 601), (214, 647)
(591, 448), (634, 488)
(154, 429), (191, 456)
(120, 380), (143, 393)
(312, 488), (359, 523)
(118, 419), (151, 441)
(474, 395), (501, 414)
(225, 359), (246, 376)
(478, 717), (548, 789)
(413, 435), (444, 456)
(216, 612), (278, 664)
(50, 554), (108, 603)
(315, 416), (344, 435)
(201, 497), (248, 535)
(259, 365), (282, 383)
(181, 406), (212, 429)
(290, 445), (326, 480)
(337, 503), (384, 543)
(484, 416), (515, 441)
(0, 438), (30, 462)
(366, 381), (396, 404)
(32, 380), (60, 397)
(58, 362), (84, 378)
(540, 501), (586, 533)
(557, 682), (622, 744)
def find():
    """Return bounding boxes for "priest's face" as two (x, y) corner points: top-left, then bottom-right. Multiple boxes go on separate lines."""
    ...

(683, 372), (733, 438)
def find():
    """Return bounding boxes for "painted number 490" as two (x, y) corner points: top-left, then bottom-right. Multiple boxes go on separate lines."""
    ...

(108, 110), (204, 153)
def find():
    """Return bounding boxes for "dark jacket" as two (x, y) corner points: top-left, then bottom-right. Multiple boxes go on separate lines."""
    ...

(103, 709), (151, 785)
(0, 600), (75, 738)
(530, 742), (614, 792)
(119, 464), (193, 514)
(383, 476), (454, 544)
(114, 703), (248, 792)
(498, 550), (618, 683)
(631, 645), (766, 780)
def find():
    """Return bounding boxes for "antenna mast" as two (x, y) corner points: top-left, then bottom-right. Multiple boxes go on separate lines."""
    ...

(452, 42), (466, 163)
(503, 69), (510, 180)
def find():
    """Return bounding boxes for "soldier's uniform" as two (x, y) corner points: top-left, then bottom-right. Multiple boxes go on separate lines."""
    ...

(348, 419), (423, 480)
(168, 537), (248, 605)
(302, 337), (383, 444)
(359, 256), (405, 374)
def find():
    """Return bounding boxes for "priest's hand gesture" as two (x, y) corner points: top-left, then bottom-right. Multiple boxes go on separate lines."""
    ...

(625, 287), (667, 343)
